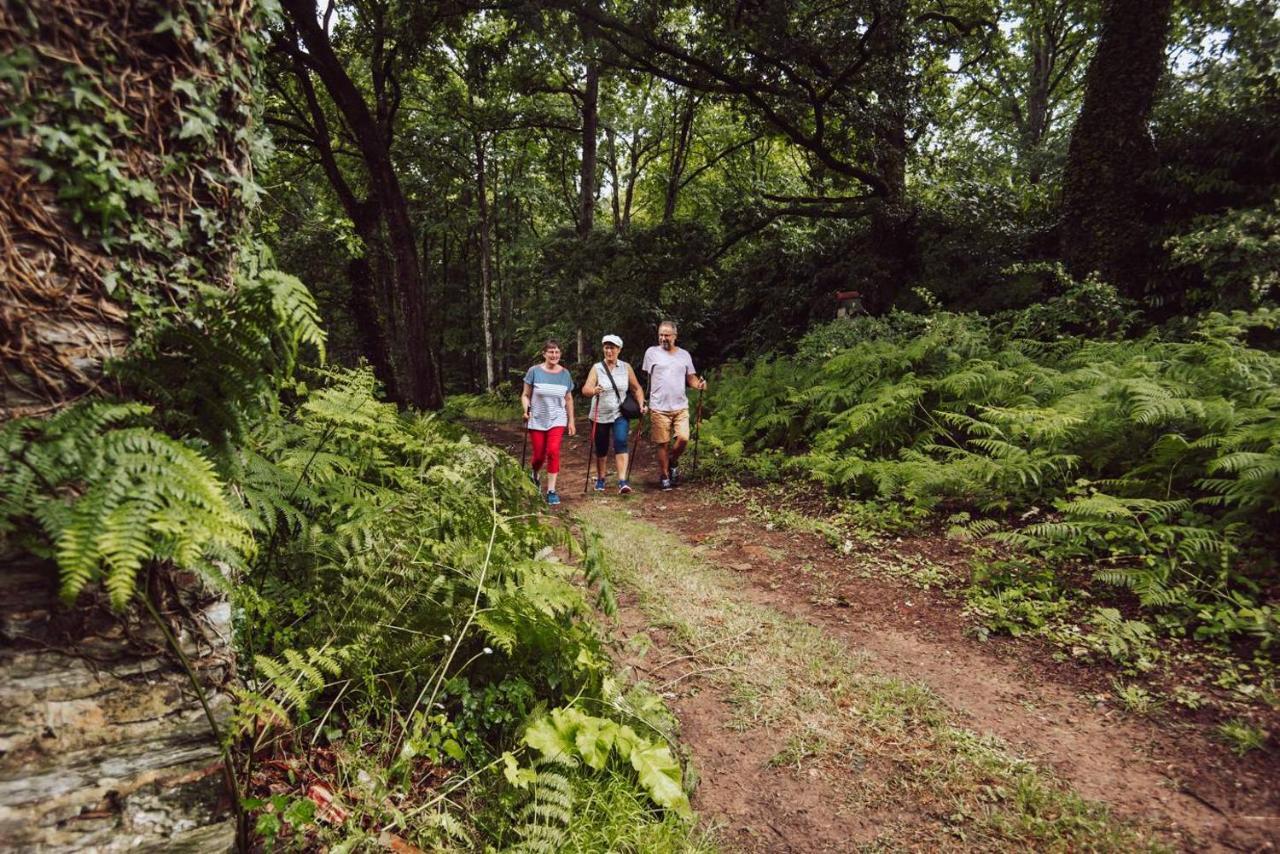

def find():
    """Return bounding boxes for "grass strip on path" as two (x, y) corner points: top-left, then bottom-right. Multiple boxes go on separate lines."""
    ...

(578, 503), (1167, 852)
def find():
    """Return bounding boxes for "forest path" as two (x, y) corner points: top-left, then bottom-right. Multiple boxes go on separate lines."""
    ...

(474, 419), (1277, 852)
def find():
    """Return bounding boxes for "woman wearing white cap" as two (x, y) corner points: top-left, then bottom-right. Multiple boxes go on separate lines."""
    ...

(582, 333), (646, 494)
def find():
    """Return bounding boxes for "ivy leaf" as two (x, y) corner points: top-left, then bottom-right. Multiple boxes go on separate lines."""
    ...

(442, 738), (465, 762)
(179, 115), (210, 141)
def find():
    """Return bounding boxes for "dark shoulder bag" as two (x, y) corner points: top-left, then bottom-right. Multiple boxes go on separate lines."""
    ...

(601, 362), (642, 420)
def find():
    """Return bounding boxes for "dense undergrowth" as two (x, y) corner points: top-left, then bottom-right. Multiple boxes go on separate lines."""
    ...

(701, 286), (1280, 658)
(230, 367), (694, 849)
(1, 306), (698, 851)
(0, 0), (698, 842)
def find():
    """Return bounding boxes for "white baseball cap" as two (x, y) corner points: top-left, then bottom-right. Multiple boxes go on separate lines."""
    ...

(601, 334), (623, 347)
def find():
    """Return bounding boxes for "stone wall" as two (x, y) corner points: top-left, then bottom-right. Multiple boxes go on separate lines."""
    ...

(0, 557), (235, 850)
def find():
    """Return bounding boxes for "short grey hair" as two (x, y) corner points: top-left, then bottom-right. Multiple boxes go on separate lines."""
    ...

(658, 320), (678, 334)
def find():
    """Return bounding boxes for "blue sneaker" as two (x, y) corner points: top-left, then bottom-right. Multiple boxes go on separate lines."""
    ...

(659, 476), (672, 491)
(546, 490), (561, 506)
(618, 481), (632, 495)
(669, 465), (680, 487)
(594, 478), (606, 492)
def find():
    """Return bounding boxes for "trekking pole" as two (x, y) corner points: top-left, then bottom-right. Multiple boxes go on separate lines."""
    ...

(691, 385), (705, 479)
(583, 406), (598, 495)
(520, 415), (529, 469)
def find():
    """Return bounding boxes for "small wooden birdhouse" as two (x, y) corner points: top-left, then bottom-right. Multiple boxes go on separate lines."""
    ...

(835, 290), (863, 318)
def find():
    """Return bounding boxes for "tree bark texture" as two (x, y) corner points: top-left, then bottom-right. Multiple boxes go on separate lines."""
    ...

(1, 558), (235, 850)
(1060, 0), (1174, 299)
(0, 0), (253, 421)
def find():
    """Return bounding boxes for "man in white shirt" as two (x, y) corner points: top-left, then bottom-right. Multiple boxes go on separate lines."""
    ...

(641, 320), (707, 490)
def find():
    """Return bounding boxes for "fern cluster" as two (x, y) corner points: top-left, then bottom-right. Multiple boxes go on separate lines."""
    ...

(229, 366), (689, 847)
(703, 306), (1280, 639)
(0, 264), (324, 610)
(0, 403), (252, 608)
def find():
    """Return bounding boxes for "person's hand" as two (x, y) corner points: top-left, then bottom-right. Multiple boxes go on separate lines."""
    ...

(567, 421), (577, 437)
(697, 378), (708, 391)
(522, 409), (530, 421)
(641, 402), (648, 414)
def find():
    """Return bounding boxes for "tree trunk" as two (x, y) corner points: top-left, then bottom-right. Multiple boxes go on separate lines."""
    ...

(664, 92), (697, 222)
(864, 0), (915, 311)
(474, 134), (496, 391)
(347, 256), (398, 398)
(606, 126), (622, 230)
(576, 54), (600, 363)
(280, 0), (442, 408)
(1060, 0), (1173, 299)
(1023, 21), (1052, 178)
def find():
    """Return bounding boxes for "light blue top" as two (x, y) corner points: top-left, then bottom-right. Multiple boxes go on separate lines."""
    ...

(523, 365), (574, 430)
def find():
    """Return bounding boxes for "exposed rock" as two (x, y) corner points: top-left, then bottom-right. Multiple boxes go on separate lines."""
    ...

(0, 558), (234, 851)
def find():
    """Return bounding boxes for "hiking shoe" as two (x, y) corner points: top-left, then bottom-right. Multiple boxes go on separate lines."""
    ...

(546, 490), (561, 506)
(659, 476), (672, 491)
(594, 478), (606, 492)
(669, 465), (680, 486)
(618, 480), (632, 495)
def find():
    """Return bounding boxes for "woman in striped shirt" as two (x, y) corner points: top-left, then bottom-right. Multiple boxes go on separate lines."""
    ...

(521, 340), (576, 506)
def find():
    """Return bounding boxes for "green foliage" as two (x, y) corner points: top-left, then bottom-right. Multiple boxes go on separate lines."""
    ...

(0, 402), (252, 608)
(225, 366), (695, 846)
(1216, 719), (1270, 756)
(994, 265), (1139, 339)
(232, 367), (593, 707)
(703, 306), (1280, 642)
(116, 263), (326, 447)
(521, 705), (692, 818)
(964, 559), (1075, 639)
(443, 392), (522, 422)
(1166, 201), (1280, 309)
(1111, 680), (1158, 715)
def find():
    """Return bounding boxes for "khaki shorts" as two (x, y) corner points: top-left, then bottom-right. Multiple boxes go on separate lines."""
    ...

(650, 409), (690, 445)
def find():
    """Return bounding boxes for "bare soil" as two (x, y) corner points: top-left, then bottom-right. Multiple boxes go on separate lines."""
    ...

(476, 420), (1279, 852)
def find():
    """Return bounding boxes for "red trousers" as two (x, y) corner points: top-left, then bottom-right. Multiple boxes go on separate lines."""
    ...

(528, 426), (566, 474)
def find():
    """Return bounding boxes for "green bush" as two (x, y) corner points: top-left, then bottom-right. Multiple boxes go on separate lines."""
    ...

(229, 367), (689, 848)
(703, 304), (1280, 643)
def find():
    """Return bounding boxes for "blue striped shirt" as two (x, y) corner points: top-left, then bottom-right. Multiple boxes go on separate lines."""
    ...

(523, 365), (574, 430)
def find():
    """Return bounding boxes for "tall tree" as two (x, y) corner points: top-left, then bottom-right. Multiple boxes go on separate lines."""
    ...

(275, 0), (443, 408)
(577, 51), (600, 360)
(559, 0), (990, 306)
(952, 0), (1097, 183)
(1060, 0), (1174, 299)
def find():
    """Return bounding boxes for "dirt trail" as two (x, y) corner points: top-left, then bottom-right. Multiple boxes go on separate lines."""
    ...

(476, 420), (1278, 852)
